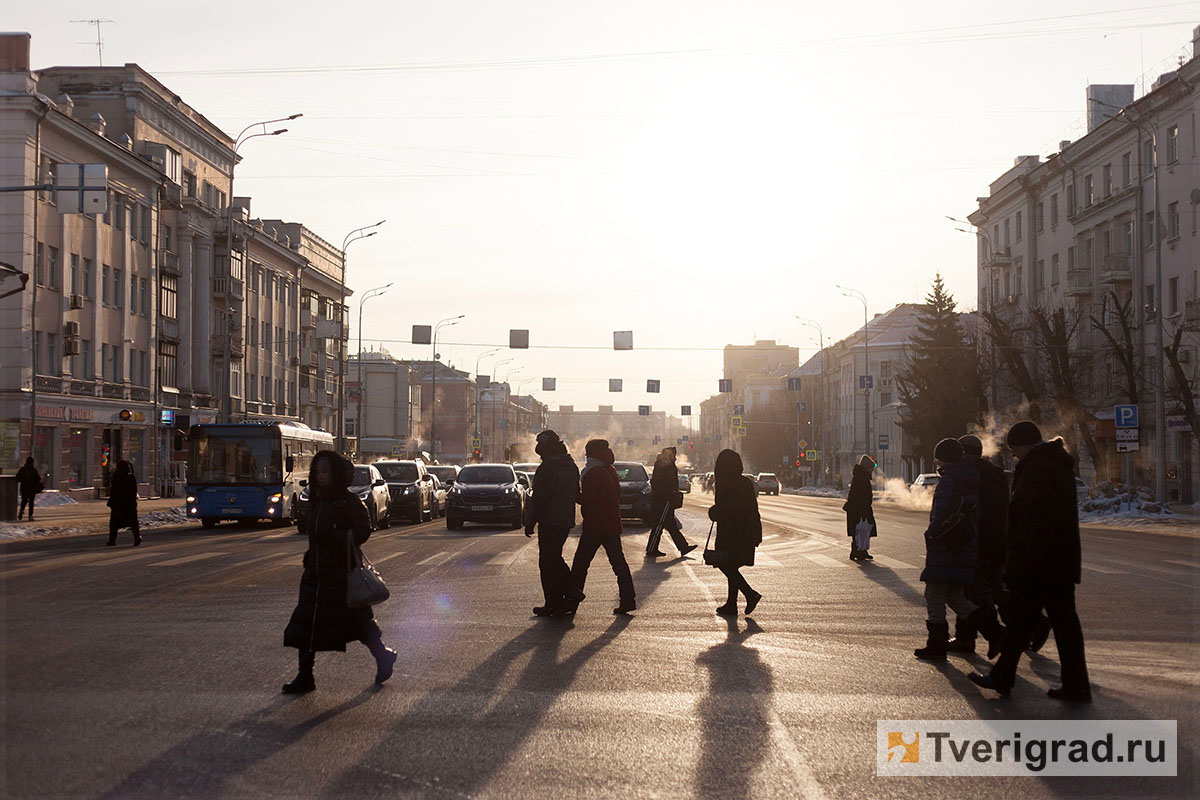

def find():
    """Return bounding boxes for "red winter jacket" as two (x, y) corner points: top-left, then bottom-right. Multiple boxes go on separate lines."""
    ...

(579, 459), (623, 538)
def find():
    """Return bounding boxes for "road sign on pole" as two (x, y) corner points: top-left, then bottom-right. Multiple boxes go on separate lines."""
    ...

(858, 375), (874, 390)
(731, 415), (743, 428)
(1115, 404), (1139, 428)
(878, 433), (890, 451)
(798, 439), (808, 450)
(736, 426), (747, 437)
(805, 449), (818, 461)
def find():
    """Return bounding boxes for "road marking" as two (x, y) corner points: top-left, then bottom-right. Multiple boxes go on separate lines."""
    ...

(486, 550), (522, 566)
(415, 550), (452, 566)
(256, 529), (297, 540)
(1164, 559), (1199, 570)
(867, 554), (919, 570)
(800, 553), (849, 569)
(1082, 563), (1122, 574)
(755, 553), (784, 567)
(373, 551), (406, 564)
(81, 551), (161, 566)
(766, 706), (830, 800)
(148, 551), (227, 567)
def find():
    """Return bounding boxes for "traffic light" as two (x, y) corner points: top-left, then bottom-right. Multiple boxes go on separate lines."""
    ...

(795, 458), (801, 467)
(473, 448), (481, 461)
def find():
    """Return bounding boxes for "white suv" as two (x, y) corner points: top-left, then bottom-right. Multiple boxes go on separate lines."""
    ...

(755, 473), (780, 495)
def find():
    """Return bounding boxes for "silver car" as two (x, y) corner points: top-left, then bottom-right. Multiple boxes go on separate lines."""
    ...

(350, 463), (391, 530)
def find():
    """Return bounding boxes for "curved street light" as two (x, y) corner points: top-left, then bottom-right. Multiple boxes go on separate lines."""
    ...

(334, 220), (385, 451)
(837, 284), (871, 461)
(429, 314), (466, 461)
(354, 283), (393, 458)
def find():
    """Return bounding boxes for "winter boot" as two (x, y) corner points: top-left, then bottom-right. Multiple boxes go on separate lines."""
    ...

(282, 650), (316, 694)
(364, 633), (397, 684)
(967, 670), (1013, 697)
(913, 621), (950, 661)
(947, 617), (977, 654)
(967, 607), (1006, 660)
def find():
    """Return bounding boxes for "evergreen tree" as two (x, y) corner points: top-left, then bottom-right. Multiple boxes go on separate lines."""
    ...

(895, 275), (985, 462)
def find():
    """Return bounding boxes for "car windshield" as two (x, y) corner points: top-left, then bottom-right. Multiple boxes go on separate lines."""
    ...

(352, 467), (373, 486)
(375, 462), (419, 482)
(513, 463), (538, 473)
(615, 464), (648, 482)
(428, 466), (458, 482)
(189, 428), (281, 486)
(458, 466), (515, 484)
(759, 474), (777, 480)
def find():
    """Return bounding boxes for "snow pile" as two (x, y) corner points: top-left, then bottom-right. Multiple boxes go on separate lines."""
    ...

(0, 523), (88, 540)
(783, 486), (847, 499)
(34, 491), (77, 507)
(1079, 482), (1173, 521)
(138, 506), (191, 528)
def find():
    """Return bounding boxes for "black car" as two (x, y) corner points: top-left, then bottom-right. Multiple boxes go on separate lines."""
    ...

(613, 461), (654, 525)
(446, 463), (524, 530)
(427, 464), (460, 487)
(374, 459), (435, 524)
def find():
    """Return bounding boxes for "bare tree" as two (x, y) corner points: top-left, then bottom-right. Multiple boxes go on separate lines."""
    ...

(1090, 290), (1142, 404)
(1029, 306), (1101, 472)
(980, 309), (1044, 424)
(1164, 327), (1200, 445)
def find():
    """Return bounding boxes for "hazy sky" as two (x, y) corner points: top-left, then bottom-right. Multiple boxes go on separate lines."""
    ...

(12, 1), (1198, 418)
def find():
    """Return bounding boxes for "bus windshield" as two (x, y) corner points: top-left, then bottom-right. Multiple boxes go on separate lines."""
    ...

(189, 428), (281, 485)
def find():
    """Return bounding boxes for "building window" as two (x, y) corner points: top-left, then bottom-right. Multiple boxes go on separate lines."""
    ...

(81, 340), (92, 380)
(1122, 219), (1134, 253)
(880, 360), (891, 379)
(1168, 201), (1180, 239)
(83, 258), (94, 299)
(1167, 125), (1179, 164)
(130, 274), (137, 314)
(1050, 194), (1059, 227)
(114, 268), (124, 309)
(102, 265), (111, 305)
(1103, 164), (1112, 196)
(70, 254), (79, 294)
(159, 341), (177, 389)
(262, 322), (271, 352)
(1015, 212), (1023, 242)
(113, 193), (124, 231)
(1146, 283), (1155, 311)
(1082, 239), (1093, 269)
(1003, 219), (1011, 247)
(1034, 202), (1044, 232)
(1145, 211), (1155, 247)
(1067, 246), (1075, 270)
(1169, 277), (1179, 315)
(250, 264), (259, 293)
(1067, 185), (1076, 216)
(1014, 265), (1023, 296)
(879, 391), (891, 406)
(1122, 152), (1132, 185)
(275, 325), (284, 354)
(182, 170), (196, 198)
(1083, 175), (1093, 207)
(140, 278), (149, 315)
(46, 333), (59, 376)
(1051, 253), (1060, 284)
(1036, 259), (1045, 290)
(231, 366), (241, 398)
(1143, 140), (1154, 177)
(160, 274), (178, 319)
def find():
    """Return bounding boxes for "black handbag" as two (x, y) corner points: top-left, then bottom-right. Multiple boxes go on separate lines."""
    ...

(345, 530), (390, 609)
(702, 521), (732, 567)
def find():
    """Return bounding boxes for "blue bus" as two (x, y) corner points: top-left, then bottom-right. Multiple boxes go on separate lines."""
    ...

(185, 421), (333, 528)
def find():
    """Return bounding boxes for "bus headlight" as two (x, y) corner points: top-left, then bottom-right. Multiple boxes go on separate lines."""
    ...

(189, 507), (198, 515)
(186, 495), (196, 503)
(267, 507), (276, 515)
(268, 493), (282, 503)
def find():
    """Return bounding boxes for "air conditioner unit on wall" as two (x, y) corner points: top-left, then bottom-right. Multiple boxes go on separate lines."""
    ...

(63, 339), (80, 356)
(70, 294), (84, 310)
(63, 321), (80, 338)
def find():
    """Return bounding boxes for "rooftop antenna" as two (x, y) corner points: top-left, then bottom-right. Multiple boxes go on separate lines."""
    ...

(71, 18), (115, 66)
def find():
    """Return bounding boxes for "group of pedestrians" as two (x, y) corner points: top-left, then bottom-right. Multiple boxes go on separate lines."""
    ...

(17, 456), (142, 546)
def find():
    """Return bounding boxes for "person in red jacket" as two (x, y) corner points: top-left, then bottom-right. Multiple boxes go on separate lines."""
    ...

(570, 439), (636, 614)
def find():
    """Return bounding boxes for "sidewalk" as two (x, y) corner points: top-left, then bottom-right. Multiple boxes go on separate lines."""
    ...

(1, 497), (188, 541)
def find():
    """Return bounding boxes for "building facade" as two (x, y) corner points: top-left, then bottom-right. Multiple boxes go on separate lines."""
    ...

(346, 350), (421, 461)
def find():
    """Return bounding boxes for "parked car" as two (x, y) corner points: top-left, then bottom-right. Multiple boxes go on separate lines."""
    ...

(373, 459), (435, 524)
(350, 463), (391, 530)
(513, 462), (539, 475)
(429, 475), (448, 517)
(427, 464), (461, 487)
(678, 473), (691, 494)
(516, 471), (534, 498)
(613, 461), (654, 525)
(755, 472), (781, 495)
(912, 473), (940, 489)
(446, 463), (525, 530)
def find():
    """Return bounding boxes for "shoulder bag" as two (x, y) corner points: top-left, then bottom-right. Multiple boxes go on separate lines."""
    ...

(345, 531), (390, 609)
(702, 520), (732, 567)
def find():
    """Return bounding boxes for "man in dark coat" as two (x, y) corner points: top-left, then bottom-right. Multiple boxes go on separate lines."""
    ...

(106, 460), (142, 546)
(571, 439), (636, 614)
(970, 421), (1092, 702)
(947, 434), (1009, 653)
(16, 456), (42, 522)
(843, 454), (877, 560)
(525, 430), (582, 616)
(915, 438), (1004, 661)
(647, 447), (695, 558)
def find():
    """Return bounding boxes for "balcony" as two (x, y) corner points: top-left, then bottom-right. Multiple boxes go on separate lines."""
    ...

(1185, 299), (1200, 332)
(160, 250), (181, 276)
(1064, 270), (1093, 297)
(211, 334), (245, 359)
(314, 316), (340, 340)
(1100, 253), (1132, 284)
(300, 307), (315, 329)
(101, 382), (128, 400)
(983, 246), (1012, 269)
(213, 276), (230, 296)
(246, 401), (261, 415)
(308, 352), (319, 368)
(35, 375), (63, 393)
(130, 386), (151, 402)
(229, 277), (244, 299)
(68, 379), (97, 397)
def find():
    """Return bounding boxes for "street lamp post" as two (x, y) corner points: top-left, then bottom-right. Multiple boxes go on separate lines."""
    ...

(948, 216), (1000, 414)
(430, 314), (465, 463)
(474, 348), (499, 448)
(500, 366), (523, 462)
(222, 114), (301, 422)
(337, 220), (385, 452)
(795, 316), (825, 485)
(355, 282), (392, 460)
(511, 377), (537, 458)
(1091, 97), (1168, 504)
(486, 358), (513, 460)
(837, 286), (871, 462)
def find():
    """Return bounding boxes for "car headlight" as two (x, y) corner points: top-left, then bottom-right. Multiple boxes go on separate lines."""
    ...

(403, 485), (415, 494)
(358, 490), (371, 500)
(504, 486), (516, 495)
(186, 494), (196, 503)
(299, 488), (309, 501)
(268, 493), (282, 503)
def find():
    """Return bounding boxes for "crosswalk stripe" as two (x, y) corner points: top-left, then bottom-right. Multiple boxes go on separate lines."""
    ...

(416, 550), (452, 566)
(867, 554), (920, 570)
(148, 552), (227, 567)
(373, 551), (405, 564)
(1082, 563), (1122, 574)
(755, 553), (784, 567)
(82, 551), (161, 566)
(487, 550), (521, 566)
(1164, 559), (1198, 570)
(801, 553), (849, 568)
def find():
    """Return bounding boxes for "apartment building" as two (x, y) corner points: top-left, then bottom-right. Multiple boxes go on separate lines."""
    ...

(400, 361), (476, 463)
(968, 28), (1200, 501)
(346, 350), (422, 461)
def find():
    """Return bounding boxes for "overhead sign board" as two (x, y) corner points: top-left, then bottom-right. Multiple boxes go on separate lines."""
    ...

(54, 163), (108, 214)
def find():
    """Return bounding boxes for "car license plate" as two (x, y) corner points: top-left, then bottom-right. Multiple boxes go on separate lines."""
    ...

(472, 505), (493, 512)
(221, 508), (242, 514)
(619, 504), (632, 511)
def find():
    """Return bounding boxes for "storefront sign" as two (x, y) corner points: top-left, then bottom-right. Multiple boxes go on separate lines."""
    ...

(36, 405), (67, 420)
(1, 422), (21, 468)
(1167, 415), (1189, 432)
(69, 408), (94, 421)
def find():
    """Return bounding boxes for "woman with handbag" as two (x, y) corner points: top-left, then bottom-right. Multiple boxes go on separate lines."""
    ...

(106, 460), (142, 546)
(706, 449), (763, 616)
(282, 450), (396, 694)
(843, 454), (877, 561)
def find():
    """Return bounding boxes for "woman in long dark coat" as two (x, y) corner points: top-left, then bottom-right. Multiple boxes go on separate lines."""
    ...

(16, 456), (42, 522)
(843, 454), (877, 561)
(106, 460), (141, 546)
(707, 449), (763, 616)
(282, 450), (396, 694)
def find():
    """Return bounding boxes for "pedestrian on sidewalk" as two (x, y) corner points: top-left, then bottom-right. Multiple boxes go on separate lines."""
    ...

(571, 439), (636, 615)
(707, 449), (763, 616)
(843, 454), (876, 561)
(647, 447), (696, 558)
(525, 430), (583, 617)
(947, 434), (1010, 654)
(16, 456), (42, 522)
(970, 422), (1092, 702)
(106, 460), (142, 547)
(914, 438), (1004, 661)
(282, 450), (396, 695)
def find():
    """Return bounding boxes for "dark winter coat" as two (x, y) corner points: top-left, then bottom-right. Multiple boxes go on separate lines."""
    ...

(106, 471), (139, 528)
(1005, 438), (1081, 586)
(842, 463), (877, 538)
(16, 464), (41, 496)
(650, 458), (681, 517)
(970, 455), (1009, 566)
(526, 445), (579, 531)
(707, 475), (762, 568)
(919, 459), (980, 584)
(579, 458), (623, 538)
(283, 490), (379, 652)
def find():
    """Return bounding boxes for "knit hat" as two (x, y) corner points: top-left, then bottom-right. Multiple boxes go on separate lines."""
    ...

(1005, 421), (1042, 447)
(958, 434), (983, 457)
(934, 437), (963, 463)
(585, 438), (609, 458)
(536, 429), (561, 446)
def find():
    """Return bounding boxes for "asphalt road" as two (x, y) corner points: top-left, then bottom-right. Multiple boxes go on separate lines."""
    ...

(2, 492), (1196, 799)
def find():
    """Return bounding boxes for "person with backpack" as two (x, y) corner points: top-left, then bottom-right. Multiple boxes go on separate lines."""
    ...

(106, 460), (142, 547)
(571, 439), (636, 615)
(843, 454), (876, 561)
(282, 450), (396, 694)
(16, 456), (43, 522)
(914, 438), (1004, 661)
